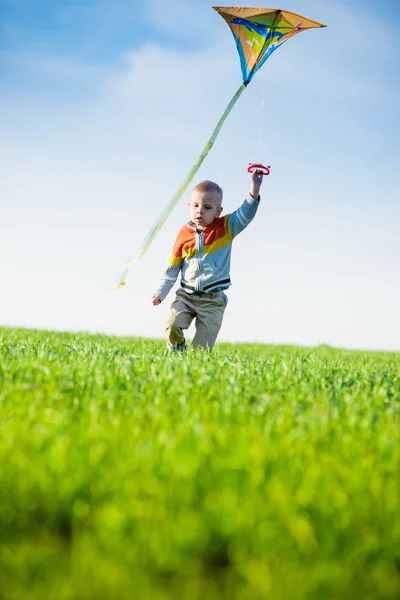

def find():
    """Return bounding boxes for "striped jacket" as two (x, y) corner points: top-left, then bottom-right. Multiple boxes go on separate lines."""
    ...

(154, 193), (260, 300)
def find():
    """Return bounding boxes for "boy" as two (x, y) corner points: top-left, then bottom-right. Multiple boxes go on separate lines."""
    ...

(152, 171), (264, 350)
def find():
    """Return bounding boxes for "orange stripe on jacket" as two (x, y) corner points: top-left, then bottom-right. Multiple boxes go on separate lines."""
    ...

(168, 215), (232, 265)
(168, 227), (195, 265)
(204, 215), (232, 255)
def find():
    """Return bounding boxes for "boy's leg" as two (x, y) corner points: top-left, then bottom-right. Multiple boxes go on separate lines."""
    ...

(165, 290), (196, 349)
(192, 293), (228, 350)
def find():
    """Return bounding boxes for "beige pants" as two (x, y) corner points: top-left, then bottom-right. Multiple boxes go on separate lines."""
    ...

(165, 288), (228, 350)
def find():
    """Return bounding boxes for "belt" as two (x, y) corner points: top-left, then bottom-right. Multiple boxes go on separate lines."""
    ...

(180, 288), (224, 298)
(181, 278), (230, 294)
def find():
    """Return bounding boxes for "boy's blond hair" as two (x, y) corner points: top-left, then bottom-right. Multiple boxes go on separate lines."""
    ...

(192, 180), (223, 203)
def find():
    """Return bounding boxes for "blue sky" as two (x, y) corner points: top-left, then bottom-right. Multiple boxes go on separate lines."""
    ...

(1, 0), (399, 351)
(1, 1), (187, 63)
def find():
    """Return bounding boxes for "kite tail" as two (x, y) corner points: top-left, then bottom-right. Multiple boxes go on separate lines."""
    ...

(110, 83), (246, 291)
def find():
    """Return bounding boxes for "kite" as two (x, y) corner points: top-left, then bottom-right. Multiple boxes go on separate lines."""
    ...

(111, 6), (325, 290)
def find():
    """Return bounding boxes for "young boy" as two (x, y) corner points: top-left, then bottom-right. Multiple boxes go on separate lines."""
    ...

(152, 171), (264, 350)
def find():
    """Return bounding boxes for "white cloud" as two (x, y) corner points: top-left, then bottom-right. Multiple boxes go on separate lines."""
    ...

(0, 49), (106, 83)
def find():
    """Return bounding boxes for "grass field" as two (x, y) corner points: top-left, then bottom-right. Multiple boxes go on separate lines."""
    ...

(0, 327), (399, 599)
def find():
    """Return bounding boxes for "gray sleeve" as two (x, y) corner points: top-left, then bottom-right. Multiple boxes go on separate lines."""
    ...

(153, 263), (182, 301)
(228, 193), (260, 238)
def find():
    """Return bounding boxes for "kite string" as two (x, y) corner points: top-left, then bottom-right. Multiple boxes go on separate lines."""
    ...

(259, 83), (266, 158)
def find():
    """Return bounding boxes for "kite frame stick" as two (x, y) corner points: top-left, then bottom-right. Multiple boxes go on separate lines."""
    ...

(111, 82), (247, 290)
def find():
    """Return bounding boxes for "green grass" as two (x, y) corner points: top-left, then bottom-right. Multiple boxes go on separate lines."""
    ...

(0, 327), (400, 600)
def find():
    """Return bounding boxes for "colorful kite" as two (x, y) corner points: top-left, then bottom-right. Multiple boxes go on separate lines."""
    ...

(111, 6), (325, 290)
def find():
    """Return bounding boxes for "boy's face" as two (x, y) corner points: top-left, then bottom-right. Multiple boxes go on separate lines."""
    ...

(188, 190), (222, 230)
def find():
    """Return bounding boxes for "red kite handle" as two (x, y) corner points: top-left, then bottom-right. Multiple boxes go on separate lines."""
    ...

(248, 163), (271, 176)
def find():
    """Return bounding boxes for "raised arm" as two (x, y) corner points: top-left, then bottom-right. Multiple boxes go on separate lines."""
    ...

(250, 169), (263, 200)
(228, 171), (264, 238)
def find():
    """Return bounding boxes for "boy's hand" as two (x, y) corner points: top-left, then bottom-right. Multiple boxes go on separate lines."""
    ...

(250, 170), (264, 199)
(152, 295), (161, 306)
